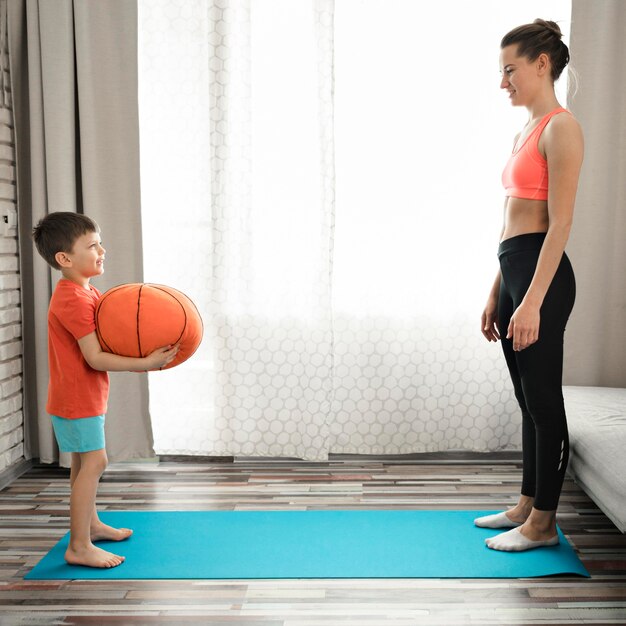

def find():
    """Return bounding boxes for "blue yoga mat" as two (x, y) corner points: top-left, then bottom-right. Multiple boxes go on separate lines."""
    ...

(26, 510), (589, 580)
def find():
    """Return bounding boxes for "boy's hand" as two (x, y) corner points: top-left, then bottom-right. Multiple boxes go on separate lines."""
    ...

(143, 344), (180, 370)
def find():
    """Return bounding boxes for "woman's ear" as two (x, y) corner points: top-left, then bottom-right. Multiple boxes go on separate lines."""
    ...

(536, 52), (550, 76)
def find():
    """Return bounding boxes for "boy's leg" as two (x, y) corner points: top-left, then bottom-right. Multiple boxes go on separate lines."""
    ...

(71, 446), (132, 543)
(65, 448), (125, 568)
(70, 452), (81, 487)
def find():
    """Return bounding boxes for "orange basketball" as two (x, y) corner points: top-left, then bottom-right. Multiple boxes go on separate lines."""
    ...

(95, 283), (203, 370)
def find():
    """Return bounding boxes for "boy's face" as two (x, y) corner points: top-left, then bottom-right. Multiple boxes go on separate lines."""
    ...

(59, 231), (106, 280)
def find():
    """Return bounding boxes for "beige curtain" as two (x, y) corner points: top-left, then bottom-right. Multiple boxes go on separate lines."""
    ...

(564, 0), (626, 387)
(8, 0), (154, 466)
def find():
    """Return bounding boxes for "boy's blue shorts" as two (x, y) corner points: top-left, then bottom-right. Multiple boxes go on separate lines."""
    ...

(50, 415), (106, 453)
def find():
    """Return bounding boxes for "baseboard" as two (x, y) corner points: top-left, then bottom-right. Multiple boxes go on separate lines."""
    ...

(156, 452), (523, 464)
(329, 451), (524, 463)
(0, 458), (33, 492)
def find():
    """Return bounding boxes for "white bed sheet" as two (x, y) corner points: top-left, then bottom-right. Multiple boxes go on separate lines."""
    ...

(563, 385), (626, 533)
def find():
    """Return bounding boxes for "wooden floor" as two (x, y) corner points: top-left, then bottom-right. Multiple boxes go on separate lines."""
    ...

(0, 453), (625, 625)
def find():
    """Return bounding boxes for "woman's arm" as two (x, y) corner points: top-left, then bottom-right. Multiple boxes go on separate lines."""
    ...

(481, 217), (507, 342)
(78, 331), (179, 371)
(482, 269), (502, 342)
(507, 113), (584, 351)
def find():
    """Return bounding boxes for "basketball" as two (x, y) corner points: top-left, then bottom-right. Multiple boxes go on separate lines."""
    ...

(95, 283), (203, 370)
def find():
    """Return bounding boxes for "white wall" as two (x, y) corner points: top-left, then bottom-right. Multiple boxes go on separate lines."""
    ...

(0, 45), (25, 473)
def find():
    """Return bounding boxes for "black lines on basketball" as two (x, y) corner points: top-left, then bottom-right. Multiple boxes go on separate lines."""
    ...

(136, 284), (144, 357)
(150, 285), (187, 346)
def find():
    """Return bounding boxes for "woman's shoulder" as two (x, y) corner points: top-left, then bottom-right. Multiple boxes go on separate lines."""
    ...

(543, 109), (584, 147)
(542, 109), (584, 159)
(548, 109), (583, 135)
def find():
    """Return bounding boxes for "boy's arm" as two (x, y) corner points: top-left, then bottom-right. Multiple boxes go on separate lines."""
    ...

(78, 331), (179, 372)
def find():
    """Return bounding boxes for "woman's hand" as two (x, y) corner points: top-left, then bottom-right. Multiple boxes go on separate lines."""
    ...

(507, 302), (540, 351)
(143, 344), (180, 370)
(481, 298), (500, 342)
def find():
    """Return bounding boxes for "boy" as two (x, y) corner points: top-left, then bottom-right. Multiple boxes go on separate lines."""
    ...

(32, 212), (178, 568)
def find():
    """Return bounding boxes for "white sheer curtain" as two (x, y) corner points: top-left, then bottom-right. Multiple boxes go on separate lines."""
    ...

(138, 0), (570, 460)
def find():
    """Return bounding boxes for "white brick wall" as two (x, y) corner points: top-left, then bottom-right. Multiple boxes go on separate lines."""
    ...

(0, 34), (24, 473)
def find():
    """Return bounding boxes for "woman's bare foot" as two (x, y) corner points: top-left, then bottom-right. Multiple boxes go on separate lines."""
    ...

(90, 522), (133, 543)
(65, 543), (125, 568)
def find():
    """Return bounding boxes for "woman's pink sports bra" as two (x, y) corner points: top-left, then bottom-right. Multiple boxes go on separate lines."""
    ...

(502, 107), (569, 201)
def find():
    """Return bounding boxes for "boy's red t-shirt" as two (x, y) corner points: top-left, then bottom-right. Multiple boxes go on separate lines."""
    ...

(46, 279), (109, 419)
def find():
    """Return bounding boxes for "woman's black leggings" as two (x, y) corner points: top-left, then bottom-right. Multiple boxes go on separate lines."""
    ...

(497, 232), (576, 511)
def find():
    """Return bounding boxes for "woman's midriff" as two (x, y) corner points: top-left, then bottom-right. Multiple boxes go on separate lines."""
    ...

(501, 197), (549, 242)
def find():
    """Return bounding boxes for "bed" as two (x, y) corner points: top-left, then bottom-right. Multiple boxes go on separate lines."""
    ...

(563, 385), (626, 533)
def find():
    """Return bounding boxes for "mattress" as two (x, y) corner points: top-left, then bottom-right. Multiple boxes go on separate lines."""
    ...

(563, 385), (626, 533)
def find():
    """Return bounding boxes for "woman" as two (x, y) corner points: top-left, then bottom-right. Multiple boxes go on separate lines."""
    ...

(475, 19), (584, 552)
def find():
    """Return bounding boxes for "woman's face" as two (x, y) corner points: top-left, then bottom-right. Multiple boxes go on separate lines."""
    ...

(499, 44), (545, 107)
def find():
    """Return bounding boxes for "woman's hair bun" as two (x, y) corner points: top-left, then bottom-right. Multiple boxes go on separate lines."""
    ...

(533, 18), (563, 38)
(501, 18), (570, 82)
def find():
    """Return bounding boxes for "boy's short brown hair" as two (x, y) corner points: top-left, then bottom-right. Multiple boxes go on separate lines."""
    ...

(32, 212), (100, 270)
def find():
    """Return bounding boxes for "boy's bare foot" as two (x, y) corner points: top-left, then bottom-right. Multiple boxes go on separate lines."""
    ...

(65, 544), (125, 568)
(90, 522), (133, 542)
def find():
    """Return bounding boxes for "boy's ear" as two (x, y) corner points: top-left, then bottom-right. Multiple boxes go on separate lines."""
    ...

(55, 251), (72, 268)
